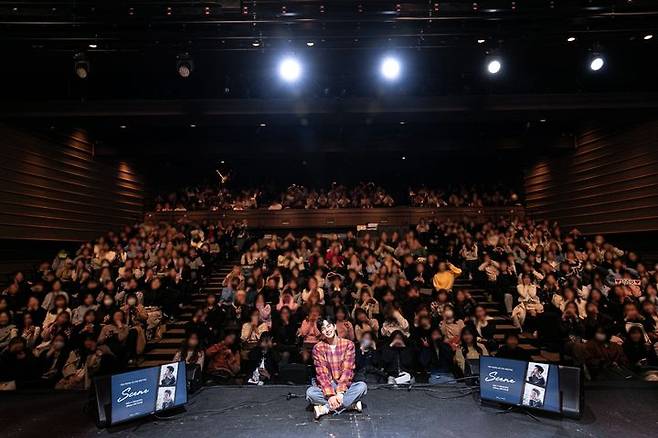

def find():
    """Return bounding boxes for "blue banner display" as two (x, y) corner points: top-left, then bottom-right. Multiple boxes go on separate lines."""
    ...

(479, 357), (560, 414)
(110, 361), (187, 424)
(479, 357), (527, 405)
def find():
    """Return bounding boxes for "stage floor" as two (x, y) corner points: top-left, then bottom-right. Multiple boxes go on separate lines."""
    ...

(1, 382), (657, 438)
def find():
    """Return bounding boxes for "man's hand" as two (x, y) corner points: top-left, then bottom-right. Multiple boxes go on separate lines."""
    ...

(328, 395), (342, 410)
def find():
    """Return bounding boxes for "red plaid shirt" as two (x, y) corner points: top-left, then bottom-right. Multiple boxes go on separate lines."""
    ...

(312, 338), (355, 396)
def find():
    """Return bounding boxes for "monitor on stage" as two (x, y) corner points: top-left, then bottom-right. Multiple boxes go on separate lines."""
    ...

(106, 361), (188, 425)
(479, 357), (561, 414)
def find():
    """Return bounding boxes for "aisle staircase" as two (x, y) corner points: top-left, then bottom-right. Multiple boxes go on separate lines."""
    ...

(140, 260), (238, 368)
(453, 277), (559, 364)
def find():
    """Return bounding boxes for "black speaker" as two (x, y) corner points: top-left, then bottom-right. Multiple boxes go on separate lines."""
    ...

(558, 365), (583, 419)
(92, 375), (112, 427)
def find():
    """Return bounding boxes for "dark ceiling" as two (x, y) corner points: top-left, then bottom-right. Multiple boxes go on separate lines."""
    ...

(1, 1), (658, 153)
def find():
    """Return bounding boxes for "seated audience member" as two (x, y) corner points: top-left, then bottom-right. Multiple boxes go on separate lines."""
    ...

(512, 273), (543, 329)
(570, 327), (628, 380)
(298, 305), (323, 348)
(432, 261), (462, 292)
(247, 332), (278, 385)
(468, 305), (496, 352)
(70, 309), (101, 349)
(19, 313), (42, 350)
(56, 334), (114, 390)
(352, 288), (380, 321)
(71, 293), (98, 327)
(241, 309), (269, 359)
(42, 295), (71, 335)
(381, 330), (415, 384)
(334, 306), (355, 341)
(439, 306), (465, 348)
(454, 327), (488, 376)
(0, 311), (17, 352)
(38, 333), (73, 388)
(0, 338), (41, 390)
(206, 332), (241, 382)
(272, 306), (299, 365)
(98, 310), (144, 366)
(354, 308), (380, 342)
(419, 328), (455, 384)
(623, 326), (658, 371)
(381, 303), (410, 339)
(277, 289), (299, 313)
(174, 332), (205, 372)
(355, 331), (385, 384)
(496, 333), (531, 362)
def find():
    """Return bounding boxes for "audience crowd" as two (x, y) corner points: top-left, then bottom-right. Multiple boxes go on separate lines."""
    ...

(408, 184), (521, 208)
(0, 219), (247, 390)
(153, 182), (521, 211)
(3, 213), (658, 391)
(173, 217), (657, 386)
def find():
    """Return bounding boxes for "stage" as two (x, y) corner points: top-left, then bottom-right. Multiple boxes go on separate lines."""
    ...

(1, 382), (656, 438)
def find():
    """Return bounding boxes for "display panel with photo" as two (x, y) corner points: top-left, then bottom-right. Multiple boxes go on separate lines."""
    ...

(525, 361), (548, 388)
(155, 387), (177, 411)
(159, 363), (179, 387)
(521, 384), (546, 409)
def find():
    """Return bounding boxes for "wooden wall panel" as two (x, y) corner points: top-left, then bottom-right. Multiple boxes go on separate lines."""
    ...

(146, 206), (525, 230)
(0, 126), (144, 241)
(524, 120), (658, 234)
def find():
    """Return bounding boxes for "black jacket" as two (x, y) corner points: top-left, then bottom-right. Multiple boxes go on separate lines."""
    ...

(381, 345), (415, 377)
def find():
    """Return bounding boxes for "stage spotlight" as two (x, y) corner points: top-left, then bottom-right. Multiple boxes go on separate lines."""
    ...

(477, 39), (485, 44)
(486, 58), (502, 75)
(589, 55), (605, 71)
(278, 57), (302, 82)
(567, 36), (576, 42)
(306, 41), (315, 47)
(176, 53), (194, 78)
(380, 56), (401, 81)
(73, 52), (89, 79)
(644, 34), (653, 40)
(88, 43), (97, 49)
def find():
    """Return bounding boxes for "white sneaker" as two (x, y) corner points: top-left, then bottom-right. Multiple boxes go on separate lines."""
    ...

(351, 401), (363, 413)
(314, 404), (329, 420)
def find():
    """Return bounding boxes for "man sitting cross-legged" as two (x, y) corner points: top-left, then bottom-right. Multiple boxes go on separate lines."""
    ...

(306, 318), (368, 419)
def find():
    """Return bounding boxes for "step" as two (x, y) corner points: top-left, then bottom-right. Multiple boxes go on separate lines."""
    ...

(493, 324), (518, 334)
(163, 328), (186, 338)
(150, 337), (185, 347)
(143, 348), (178, 360)
(536, 350), (560, 363)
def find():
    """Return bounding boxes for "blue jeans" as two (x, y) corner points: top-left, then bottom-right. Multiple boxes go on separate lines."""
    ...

(306, 381), (368, 412)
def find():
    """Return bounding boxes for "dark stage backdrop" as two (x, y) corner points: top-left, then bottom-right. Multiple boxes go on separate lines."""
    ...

(524, 120), (658, 235)
(0, 125), (144, 242)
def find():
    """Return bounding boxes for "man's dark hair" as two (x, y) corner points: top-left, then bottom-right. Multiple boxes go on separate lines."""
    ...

(534, 365), (545, 373)
(315, 316), (335, 332)
(164, 390), (171, 395)
(167, 366), (174, 372)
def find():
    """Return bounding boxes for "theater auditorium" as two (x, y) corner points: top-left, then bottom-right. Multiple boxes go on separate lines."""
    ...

(1, 2), (657, 438)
